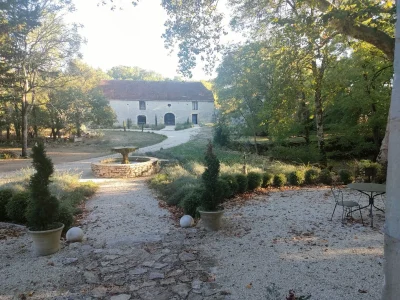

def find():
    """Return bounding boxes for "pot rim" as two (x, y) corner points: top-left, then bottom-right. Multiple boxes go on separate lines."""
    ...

(198, 210), (224, 214)
(28, 223), (64, 234)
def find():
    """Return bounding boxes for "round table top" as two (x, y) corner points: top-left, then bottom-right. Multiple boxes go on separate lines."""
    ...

(347, 183), (386, 193)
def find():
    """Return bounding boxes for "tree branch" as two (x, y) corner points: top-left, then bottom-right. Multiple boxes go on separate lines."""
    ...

(307, 0), (394, 60)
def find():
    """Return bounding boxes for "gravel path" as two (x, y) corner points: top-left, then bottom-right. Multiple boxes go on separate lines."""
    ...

(83, 179), (171, 249)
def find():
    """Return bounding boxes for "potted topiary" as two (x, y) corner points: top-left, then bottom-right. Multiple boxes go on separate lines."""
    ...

(198, 142), (224, 231)
(26, 143), (63, 256)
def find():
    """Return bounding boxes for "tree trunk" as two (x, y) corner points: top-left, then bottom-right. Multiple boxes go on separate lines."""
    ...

(381, 8), (400, 299)
(300, 92), (311, 145)
(13, 103), (21, 139)
(315, 89), (326, 166)
(51, 127), (57, 140)
(371, 103), (381, 156)
(32, 105), (38, 138)
(21, 94), (28, 158)
(14, 122), (21, 139)
(312, 59), (327, 166)
(76, 122), (81, 137)
(377, 119), (389, 164)
(6, 127), (10, 141)
(252, 132), (258, 155)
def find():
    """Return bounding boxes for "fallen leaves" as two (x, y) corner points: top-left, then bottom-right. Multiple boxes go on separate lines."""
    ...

(158, 200), (185, 224)
(0, 227), (25, 240)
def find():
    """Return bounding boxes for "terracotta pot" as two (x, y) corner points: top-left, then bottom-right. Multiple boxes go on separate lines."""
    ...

(28, 223), (64, 256)
(199, 210), (223, 231)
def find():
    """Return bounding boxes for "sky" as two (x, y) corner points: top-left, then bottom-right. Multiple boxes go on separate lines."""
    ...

(66, 0), (236, 81)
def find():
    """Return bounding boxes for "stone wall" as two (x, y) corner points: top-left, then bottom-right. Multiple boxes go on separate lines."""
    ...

(109, 99), (215, 126)
(91, 157), (160, 178)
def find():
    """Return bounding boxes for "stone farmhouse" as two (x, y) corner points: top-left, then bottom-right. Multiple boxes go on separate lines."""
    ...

(100, 80), (215, 126)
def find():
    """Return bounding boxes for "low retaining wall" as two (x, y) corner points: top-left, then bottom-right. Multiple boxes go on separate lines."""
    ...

(91, 156), (160, 178)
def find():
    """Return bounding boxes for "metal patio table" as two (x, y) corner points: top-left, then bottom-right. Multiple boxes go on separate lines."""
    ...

(347, 183), (386, 227)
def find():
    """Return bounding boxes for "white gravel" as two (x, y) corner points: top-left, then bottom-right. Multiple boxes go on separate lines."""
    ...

(195, 187), (385, 300)
(83, 178), (172, 249)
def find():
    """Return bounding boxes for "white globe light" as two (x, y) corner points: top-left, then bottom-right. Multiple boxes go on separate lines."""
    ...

(66, 227), (84, 243)
(180, 215), (194, 228)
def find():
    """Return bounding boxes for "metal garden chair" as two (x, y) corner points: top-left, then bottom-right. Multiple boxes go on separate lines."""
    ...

(330, 186), (364, 225)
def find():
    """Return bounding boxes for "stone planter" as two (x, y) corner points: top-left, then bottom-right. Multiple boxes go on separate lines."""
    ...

(199, 210), (224, 231)
(28, 223), (64, 256)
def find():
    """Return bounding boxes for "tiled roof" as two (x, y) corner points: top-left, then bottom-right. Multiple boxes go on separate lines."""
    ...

(100, 80), (214, 101)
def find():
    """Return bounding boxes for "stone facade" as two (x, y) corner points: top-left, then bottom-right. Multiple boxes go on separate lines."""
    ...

(100, 80), (215, 126)
(109, 99), (215, 126)
(91, 157), (160, 178)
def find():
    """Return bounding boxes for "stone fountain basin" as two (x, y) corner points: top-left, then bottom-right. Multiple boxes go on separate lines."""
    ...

(91, 156), (160, 178)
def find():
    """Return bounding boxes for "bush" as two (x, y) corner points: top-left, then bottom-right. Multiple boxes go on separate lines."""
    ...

(167, 182), (199, 206)
(175, 122), (193, 131)
(304, 169), (320, 185)
(75, 181), (98, 198)
(273, 174), (287, 187)
(181, 186), (205, 217)
(0, 189), (13, 221)
(6, 191), (30, 223)
(213, 123), (230, 146)
(150, 124), (166, 130)
(357, 160), (382, 182)
(247, 172), (263, 190)
(268, 145), (320, 164)
(218, 178), (233, 200)
(235, 174), (248, 193)
(338, 169), (354, 184)
(57, 204), (74, 232)
(319, 169), (333, 185)
(149, 173), (170, 192)
(220, 174), (239, 196)
(61, 190), (84, 206)
(288, 170), (305, 186)
(261, 173), (273, 188)
(163, 176), (198, 205)
(0, 150), (19, 159)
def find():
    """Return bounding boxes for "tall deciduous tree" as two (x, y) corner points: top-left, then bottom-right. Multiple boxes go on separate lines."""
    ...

(43, 60), (115, 137)
(215, 43), (271, 153)
(0, 0), (82, 157)
(323, 43), (392, 157)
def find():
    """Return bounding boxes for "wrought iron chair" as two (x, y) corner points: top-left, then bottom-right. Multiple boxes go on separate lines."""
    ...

(330, 186), (364, 225)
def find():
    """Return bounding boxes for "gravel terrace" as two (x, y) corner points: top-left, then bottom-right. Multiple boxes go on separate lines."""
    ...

(0, 126), (386, 300)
